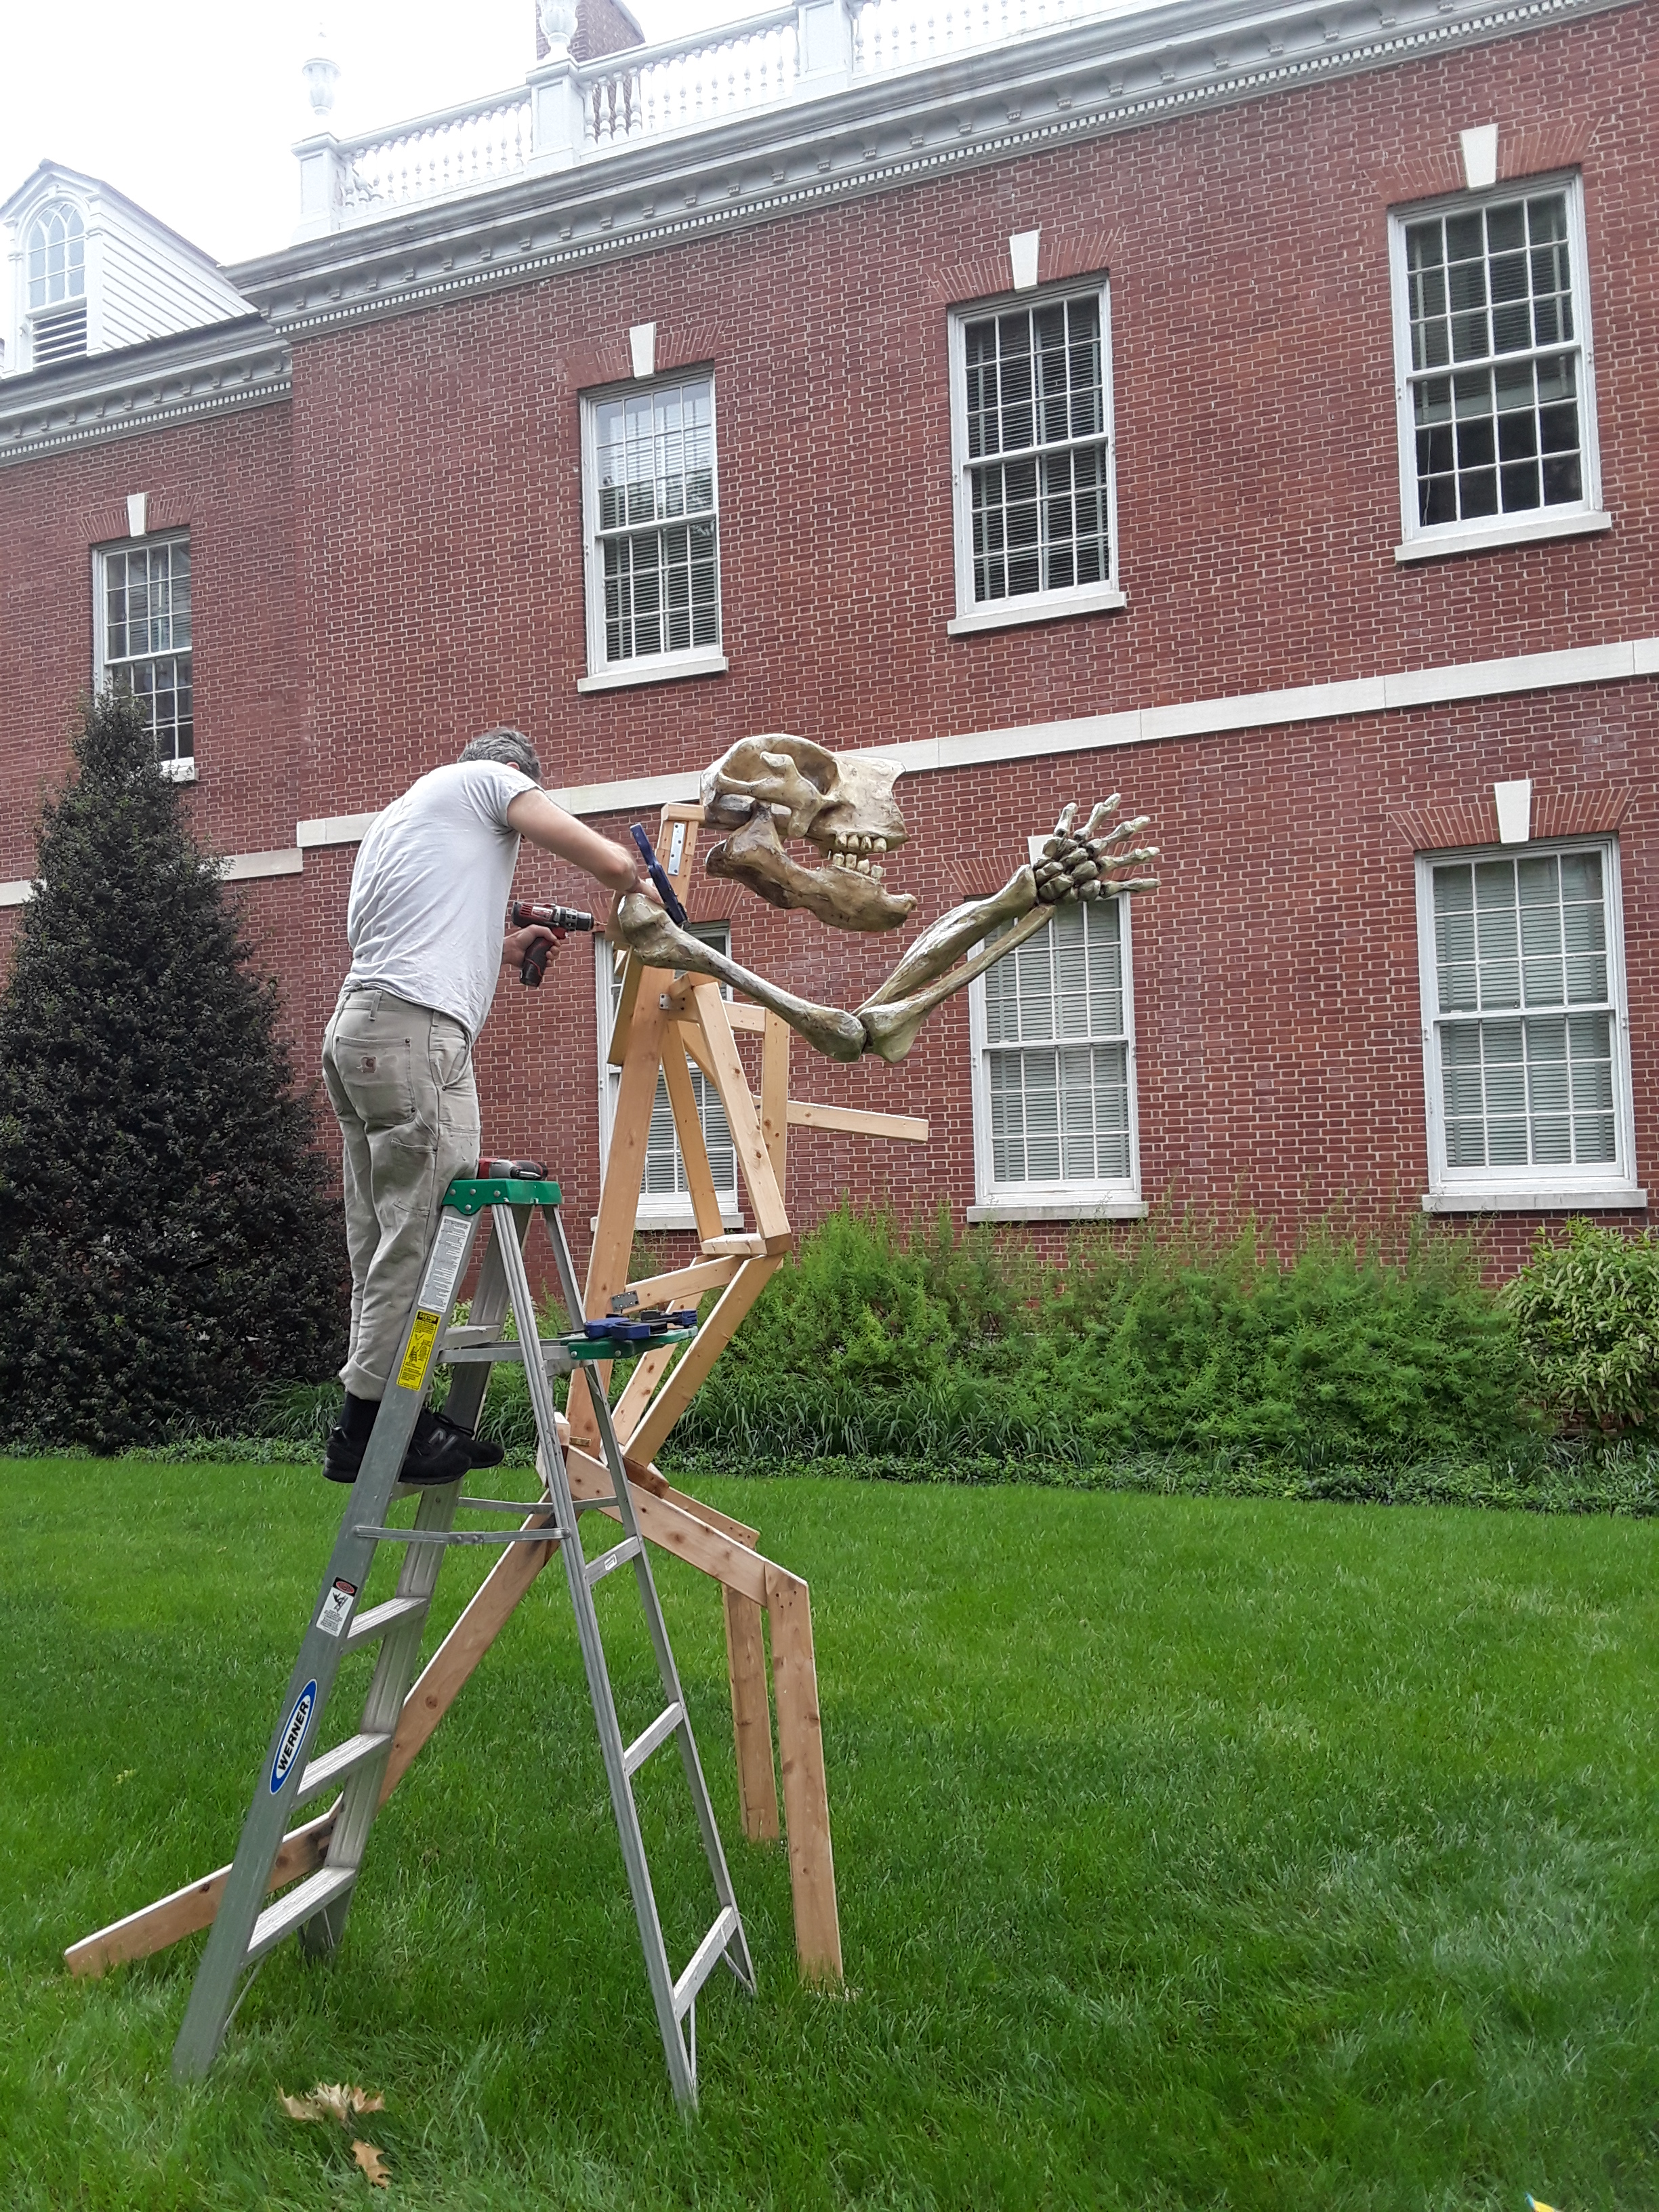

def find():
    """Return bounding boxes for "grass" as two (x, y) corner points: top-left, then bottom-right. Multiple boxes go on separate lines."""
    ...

(4, 1458), (1659, 2209)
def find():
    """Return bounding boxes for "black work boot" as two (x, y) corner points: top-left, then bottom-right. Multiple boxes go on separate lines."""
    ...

(398, 1408), (474, 1488)
(323, 1397), (471, 1488)
(430, 1410), (505, 1468)
(322, 1391), (379, 1483)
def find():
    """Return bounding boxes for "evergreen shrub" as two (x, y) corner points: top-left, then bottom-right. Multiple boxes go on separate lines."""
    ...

(0, 690), (347, 1448)
(1505, 1217), (1659, 1433)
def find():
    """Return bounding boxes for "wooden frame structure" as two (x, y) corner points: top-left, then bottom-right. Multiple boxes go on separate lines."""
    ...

(68, 801), (928, 1990)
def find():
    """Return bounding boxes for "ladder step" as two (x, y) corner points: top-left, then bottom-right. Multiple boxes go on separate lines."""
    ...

(585, 1536), (642, 1588)
(296, 1730), (393, 1803)
(352, 1523), (561, 1549)
(247, 1867), (358, 1964)
(623, 1700), (684, 1778)
(673, 1905), (741, 2022)
(343, 1595), (427, 1653)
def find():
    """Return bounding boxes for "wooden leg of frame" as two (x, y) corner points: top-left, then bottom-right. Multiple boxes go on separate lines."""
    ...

(624, 1254), (783, 1469)
(722, 1585), (781, 1843)
(766, 1562), (843, 1982)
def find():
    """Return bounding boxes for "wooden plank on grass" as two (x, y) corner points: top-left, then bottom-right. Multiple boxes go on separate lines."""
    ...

(766, 1563), (843, 1981)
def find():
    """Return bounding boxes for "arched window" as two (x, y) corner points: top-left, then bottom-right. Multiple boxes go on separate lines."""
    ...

(26, 202), (85, 310)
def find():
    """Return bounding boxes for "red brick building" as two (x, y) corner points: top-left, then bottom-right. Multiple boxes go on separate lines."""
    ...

(1, 0), (1652, 1273)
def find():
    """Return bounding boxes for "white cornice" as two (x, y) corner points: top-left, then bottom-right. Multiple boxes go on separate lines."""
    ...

(229, 0), (1631, 340)
(0, 319), (291, 467)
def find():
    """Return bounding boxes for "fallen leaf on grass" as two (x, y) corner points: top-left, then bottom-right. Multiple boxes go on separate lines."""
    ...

(352, 2139), (391, 2188)
(277, 2081), (385, 2126)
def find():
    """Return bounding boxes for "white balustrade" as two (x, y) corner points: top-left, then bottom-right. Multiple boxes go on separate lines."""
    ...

(854, 0), (1109, 73)
(582, 12), (802, 148)
(312, 0), (1116, 230)
(340, 96), (531, 214)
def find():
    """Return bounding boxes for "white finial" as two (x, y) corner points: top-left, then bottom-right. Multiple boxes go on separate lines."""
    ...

(302, 23), (340, 119)
(538, 0), (578, 56)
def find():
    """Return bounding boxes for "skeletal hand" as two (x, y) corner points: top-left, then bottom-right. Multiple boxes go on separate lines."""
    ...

(1032, 798), (1161, 905)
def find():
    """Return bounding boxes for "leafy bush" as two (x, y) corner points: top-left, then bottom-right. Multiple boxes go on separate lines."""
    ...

(677, 1204), (1532, 1473)
(1506, 1218), (1659, 1434)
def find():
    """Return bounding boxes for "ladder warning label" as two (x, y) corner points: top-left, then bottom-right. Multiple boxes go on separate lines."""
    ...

(316, 1578), (359, 1639)
(418, 1211), (472, 1311)
(398, 1309), (442, 1392)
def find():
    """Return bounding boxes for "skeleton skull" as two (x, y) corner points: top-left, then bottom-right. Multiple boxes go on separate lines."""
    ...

(701, 733), (916, 932)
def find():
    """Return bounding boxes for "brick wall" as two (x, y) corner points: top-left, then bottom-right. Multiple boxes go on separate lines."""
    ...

(1, 0), (1654, 1278)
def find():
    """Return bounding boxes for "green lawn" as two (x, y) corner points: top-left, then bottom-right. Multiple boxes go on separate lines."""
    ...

(3, 1460), (1657, 2211)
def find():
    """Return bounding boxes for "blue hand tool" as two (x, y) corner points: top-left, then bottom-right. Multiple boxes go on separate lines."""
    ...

(630, 824), (688, 927)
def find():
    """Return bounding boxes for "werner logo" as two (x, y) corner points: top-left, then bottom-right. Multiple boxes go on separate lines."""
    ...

(270, 1681), (317, 1794)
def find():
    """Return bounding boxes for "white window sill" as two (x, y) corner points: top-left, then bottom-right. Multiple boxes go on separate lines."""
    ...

(967, 1197), (1147, 1223)
(626, 1208), (744, 1233)
(1394, 510), (1612, 565)
(947, 587), (1127, 638)
(159, 756), (197, 782)
(576, 653), (729, 695)
(1421, 1183), (1646, 1214)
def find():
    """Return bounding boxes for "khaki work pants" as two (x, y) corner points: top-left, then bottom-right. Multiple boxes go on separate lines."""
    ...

(321, 985), (480, 1399)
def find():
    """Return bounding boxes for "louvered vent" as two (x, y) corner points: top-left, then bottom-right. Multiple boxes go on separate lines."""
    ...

(32, 303), (87, 365)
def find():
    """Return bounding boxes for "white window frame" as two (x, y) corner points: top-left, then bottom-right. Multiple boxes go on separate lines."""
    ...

(1415, 836), (1643, 1212)
(594, 927), (743, 1231)
(24, 199), (88, 370)
(966, 872), (1145, 1223)
(576, 369), (728, 695)
(92, 531), (196, 782)
(1389, 173), (1610, 564)
(947, 277), (1126, 637)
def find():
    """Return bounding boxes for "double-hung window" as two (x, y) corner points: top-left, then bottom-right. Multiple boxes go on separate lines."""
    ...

(947, 282), (1123, 634)
(1416, 841), (1641, 1208)
(968, 894), (1142, 1218)
(1390, 178), (1605, 558)
(596, 926), (739, 1229)
(94, 533), (194, 777)
(578, 373), (724, 692)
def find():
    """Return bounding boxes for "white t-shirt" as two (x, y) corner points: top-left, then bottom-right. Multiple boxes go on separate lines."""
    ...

(344, 760), (535, 1040)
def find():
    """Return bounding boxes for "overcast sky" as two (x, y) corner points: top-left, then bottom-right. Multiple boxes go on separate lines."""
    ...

(2, 1), (741, 268)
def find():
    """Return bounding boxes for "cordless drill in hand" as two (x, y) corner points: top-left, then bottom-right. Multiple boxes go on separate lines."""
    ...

(510, 899), (594, 986)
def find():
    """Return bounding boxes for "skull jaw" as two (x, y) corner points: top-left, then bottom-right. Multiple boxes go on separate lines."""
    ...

(705, 809), (916, 933)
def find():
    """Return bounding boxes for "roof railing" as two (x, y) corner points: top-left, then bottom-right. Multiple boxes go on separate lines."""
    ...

(294, 0), (1123, 237)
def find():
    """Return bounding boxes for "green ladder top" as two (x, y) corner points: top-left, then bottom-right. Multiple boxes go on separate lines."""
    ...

(444, 1174), (562, 1213)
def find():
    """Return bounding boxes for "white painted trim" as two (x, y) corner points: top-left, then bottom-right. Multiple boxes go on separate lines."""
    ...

(0, 879), (37, 907)
(947, 588), (1126, 636)
(1389, 173), (1603, 558)
(1421, 1184), (1645, 1212)
(575, 651), (729, 694)
(1494, 777), (1532, 843)
(297, 811), (380, 847)
(285, 632), (1659, 844)
(1008, 228), (1041, 291)
(967, 1200), (1149, 1222)
(219, 848), (304, 880)
(1413, 834), (1639, 1206)
(1459, 124), (1498, 189)
(125, 491), (148, 536)
(628, 321), (657, 378)
(947, 275), (1120, 633)
(1394, 509), (1612, 563)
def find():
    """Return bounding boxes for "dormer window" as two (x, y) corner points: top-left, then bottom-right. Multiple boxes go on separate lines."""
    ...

(26, 201), (87, 365)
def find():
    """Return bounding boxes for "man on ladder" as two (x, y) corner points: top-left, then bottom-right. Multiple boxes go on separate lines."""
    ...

(319, 726), (655, 1489)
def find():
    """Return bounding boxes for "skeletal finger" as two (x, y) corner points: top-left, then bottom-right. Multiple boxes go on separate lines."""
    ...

(1080, 798), (1121, 839)
(1052, 802), (1079, 838)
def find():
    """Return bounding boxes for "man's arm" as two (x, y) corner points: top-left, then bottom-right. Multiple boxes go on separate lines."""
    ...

(506, 790), (651, 897)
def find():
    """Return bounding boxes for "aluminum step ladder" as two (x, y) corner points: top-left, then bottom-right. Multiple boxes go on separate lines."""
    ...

(172, 1168), (754, 2108)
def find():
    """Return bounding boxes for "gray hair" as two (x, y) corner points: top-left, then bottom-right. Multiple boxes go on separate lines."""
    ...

(459, 726), (542, 783)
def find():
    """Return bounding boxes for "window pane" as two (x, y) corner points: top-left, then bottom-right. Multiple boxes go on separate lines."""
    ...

(1433, 846), (1620, 1173)
(1408, 192), (1582, 527)
(594, 377), (720, 665)
(985, 903), (1131, 1189)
